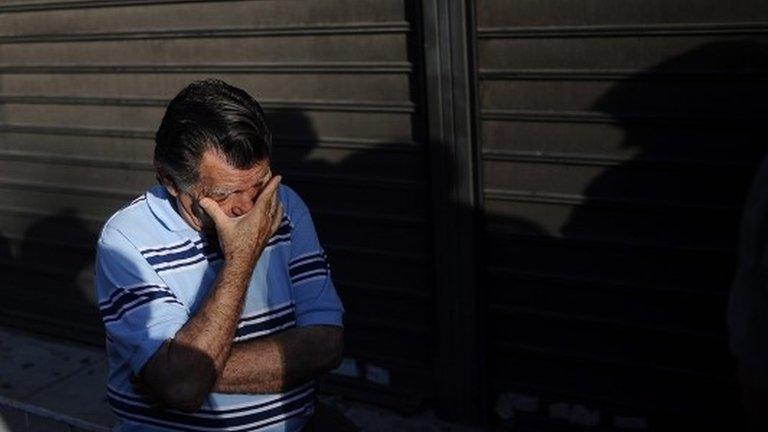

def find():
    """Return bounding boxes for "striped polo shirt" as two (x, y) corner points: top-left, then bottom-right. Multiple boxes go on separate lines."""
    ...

(94, 184), (344, 432)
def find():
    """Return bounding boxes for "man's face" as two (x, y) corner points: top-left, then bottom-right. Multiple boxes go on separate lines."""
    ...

(162, 149), (272, 235)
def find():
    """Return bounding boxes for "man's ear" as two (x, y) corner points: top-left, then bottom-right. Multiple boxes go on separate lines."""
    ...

(156, 170), (180, 198)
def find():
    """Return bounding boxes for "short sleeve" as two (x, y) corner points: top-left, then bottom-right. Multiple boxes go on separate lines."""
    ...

(95, 227), (190, 374)
(286, 195), (345, 328)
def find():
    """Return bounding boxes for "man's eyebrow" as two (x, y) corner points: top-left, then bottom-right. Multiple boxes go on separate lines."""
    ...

(203, 169), (271, 197)
(204, 185), (236, 197)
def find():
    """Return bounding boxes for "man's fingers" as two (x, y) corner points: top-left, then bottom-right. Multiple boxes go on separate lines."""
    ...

(255, 175), (282, 205)
(244, 175), (281, 223)
(198, 197), (227, 226)
(266, 204), (283, 238)
(271, 203), (284, 232)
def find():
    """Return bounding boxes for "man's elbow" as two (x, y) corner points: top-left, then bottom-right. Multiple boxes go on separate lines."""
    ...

(141, 344), (218, 412)
(160, 380), (210, 413)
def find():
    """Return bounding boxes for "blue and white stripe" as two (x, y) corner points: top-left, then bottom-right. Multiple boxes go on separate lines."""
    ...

(234, 301), (296, 342)
(196, 238), (223, 261)
(99, 283), (183, 325)
(288, 251), (329, 286)
(129, 194), (147, 207)
(265, 215), (292, 249)
(107, 382), (315, 431)
(138, 216), (288, 274)
(140, 239), (222, 274)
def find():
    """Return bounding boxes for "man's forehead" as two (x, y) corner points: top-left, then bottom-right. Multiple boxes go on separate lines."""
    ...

(197, 150), (270, 192)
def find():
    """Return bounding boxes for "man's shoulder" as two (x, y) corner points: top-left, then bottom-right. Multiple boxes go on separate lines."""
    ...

(98, 188), (162, 247)
(278, 183), (310, 222)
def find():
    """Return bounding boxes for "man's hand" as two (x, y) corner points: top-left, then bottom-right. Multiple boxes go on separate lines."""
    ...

(198, 175), (283, 265)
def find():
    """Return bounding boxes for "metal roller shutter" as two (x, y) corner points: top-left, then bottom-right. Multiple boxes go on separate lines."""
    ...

(0, 0), (434, 410)
(475, 0), (768, 428)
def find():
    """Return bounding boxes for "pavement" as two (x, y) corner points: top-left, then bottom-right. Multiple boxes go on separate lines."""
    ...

(0, 326), (486, 432)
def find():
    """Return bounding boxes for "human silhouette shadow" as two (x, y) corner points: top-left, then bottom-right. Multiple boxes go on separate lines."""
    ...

(557, 40), (768, 429)
(268, 108), (436, 405)
(268, 106), (548, 418)
(2, 209), (101, 344)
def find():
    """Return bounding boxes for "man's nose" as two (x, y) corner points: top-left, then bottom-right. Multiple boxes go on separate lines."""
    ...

(230, 192), (257, 217)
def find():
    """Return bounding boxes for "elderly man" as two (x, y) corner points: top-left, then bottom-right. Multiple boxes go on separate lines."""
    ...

(94, 79), (345, 431)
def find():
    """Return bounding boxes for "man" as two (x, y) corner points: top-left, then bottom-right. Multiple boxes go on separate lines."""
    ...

(94, 79), (345, 431)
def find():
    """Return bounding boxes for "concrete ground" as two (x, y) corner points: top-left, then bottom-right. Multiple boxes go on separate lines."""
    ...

(0, 326), (486, 432)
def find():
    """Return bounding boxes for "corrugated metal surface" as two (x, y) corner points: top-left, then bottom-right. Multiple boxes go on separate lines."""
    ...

(0, 0), (433, 406)
(475, 0), (768, 427)
(6, 0), (768, 425)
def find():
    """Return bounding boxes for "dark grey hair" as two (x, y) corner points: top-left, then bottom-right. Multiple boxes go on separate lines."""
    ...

(154, 79), (271, 190)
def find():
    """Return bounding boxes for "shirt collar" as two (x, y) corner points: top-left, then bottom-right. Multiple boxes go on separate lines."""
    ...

(145, 184), (197, 232)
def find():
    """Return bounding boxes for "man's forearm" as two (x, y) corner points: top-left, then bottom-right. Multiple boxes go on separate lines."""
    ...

(171, 257), (253, 370)
(213, 326), (343, 394)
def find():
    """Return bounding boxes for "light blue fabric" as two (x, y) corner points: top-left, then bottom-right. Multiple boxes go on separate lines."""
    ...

(94, 184), (344, 431)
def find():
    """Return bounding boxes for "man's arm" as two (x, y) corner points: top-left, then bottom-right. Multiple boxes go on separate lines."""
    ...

(139, 176), (283, 412)
(214, 188), (345, 394)
(213, 325), (343, 394)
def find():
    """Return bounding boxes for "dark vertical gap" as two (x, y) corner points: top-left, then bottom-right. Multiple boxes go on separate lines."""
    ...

(420, 0), (484, 424)
(463, 0), (489, 424)
(404, 0), (438, 401)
